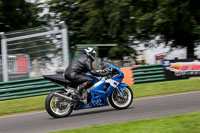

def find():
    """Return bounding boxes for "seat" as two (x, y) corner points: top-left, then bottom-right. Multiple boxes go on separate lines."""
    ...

(43, 74), (72, 87)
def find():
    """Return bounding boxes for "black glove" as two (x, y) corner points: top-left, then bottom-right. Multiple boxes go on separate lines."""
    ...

(101, 68), (112, 76)
(102, 68), (110, 73)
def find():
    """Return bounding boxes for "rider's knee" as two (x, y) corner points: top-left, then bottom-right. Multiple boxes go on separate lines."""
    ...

(88, 78), (93, 85)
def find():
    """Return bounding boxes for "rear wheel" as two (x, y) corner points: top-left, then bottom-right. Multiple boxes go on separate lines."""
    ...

(45, 90), (74, 118)
(109, 86), (133, 109)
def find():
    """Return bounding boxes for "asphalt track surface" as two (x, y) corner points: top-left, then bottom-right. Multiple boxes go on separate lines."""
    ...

(0, 91), (200, 133)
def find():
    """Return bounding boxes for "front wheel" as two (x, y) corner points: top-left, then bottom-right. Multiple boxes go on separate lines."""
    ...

(109, 86), (133, 110)
(45, 90), (74, 118)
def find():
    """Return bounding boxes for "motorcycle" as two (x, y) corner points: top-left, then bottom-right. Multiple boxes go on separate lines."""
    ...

(43, 63), (133, 118)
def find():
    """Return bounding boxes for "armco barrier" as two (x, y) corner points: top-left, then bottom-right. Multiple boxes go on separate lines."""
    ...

(132, 64), (166, 84)
(0, 64), (166, 101)
(0, 78), (63, 101)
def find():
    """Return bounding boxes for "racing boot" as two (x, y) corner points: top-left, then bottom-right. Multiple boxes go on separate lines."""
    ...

(72, 83), (87, 102)
(72, 90), (83, 102)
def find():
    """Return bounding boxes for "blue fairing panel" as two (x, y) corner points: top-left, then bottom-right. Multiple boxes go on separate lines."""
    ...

(119, 83), (129, 87)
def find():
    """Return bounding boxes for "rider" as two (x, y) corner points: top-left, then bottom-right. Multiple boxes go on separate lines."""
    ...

(64, 47), (111, 101)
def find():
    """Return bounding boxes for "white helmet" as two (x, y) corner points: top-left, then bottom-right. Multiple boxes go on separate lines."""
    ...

(84, 47), (96, 61)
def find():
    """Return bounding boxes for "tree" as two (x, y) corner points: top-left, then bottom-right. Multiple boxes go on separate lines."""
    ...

(46, 0), (136, 60)
(133, 0), (200, 58)
(0, 0), (43, 32)
(44, 0), (88, 46)
(0, 0), (49, 57)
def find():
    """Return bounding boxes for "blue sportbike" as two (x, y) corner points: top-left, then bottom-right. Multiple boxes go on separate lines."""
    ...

(43, 63), (133, 118)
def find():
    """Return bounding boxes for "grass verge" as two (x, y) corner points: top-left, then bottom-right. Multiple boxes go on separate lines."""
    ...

(0, 79), (200, 116)
(131, 79), (200, 98)
(49, 111), (200, 133)
(0, 95), (46, 116)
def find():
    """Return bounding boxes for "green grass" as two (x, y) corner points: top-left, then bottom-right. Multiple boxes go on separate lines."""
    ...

(49, 111), (200, 133)
(0, 95), (46, 116)
(0, 79), (200, 116)
(131, 79), (200, 98)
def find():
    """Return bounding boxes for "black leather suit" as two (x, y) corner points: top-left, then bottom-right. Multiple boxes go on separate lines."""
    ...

(64, 53), (110, 91)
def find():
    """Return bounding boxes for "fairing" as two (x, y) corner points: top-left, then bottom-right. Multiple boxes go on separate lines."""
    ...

(75, 65), (127, 110)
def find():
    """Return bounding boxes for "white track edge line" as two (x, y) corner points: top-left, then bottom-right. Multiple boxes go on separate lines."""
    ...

(1, 91), (200, 119)
(0, 111), (45, 119)
(134, 90), (200, 101)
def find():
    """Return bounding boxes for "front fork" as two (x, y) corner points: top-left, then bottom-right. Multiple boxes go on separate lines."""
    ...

(117, 83), (129, 96)
(116, 87), (124, 96)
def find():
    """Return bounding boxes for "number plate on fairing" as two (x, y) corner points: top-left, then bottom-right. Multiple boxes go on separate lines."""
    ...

(91, 99), (102, 106)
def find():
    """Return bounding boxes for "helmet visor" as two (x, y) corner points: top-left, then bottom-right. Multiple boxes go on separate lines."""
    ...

(91, 51), (96, 58)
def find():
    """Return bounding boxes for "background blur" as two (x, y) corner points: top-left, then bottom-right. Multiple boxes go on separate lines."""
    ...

(0, 0), (200, 81)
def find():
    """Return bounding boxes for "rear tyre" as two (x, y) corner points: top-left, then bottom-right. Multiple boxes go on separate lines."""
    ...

(45, 90), (74, 118)
(109, 86), (133, 110)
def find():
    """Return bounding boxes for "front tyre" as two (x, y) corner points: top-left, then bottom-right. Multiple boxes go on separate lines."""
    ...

(45, 90), (74, 118)
(109, 86), (133, 110)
